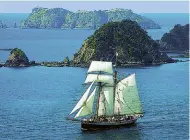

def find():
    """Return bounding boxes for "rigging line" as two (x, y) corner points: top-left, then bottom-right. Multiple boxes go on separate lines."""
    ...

(120, 81), (128, 87)
(117, 94), (137, 114)
(99, 92), (106, 109)
(123, 98), (138, 114)
(119, 81), (142, 102)
(110, 52), (116, 62)
(102, 94), (107, 115)
(103, 93), (113, 115)
(99, 90), (113, 116)
(118, 71), (128, 78)
(117, 87), (137, 114)
(119, 77), (142, 113)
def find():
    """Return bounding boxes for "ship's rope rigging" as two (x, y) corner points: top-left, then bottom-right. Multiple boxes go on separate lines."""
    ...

(116, 81), (138, 115)
(97, 47), (139, 116)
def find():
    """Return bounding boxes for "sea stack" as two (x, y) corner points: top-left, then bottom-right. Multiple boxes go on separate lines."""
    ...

(4, 48), (30, 67)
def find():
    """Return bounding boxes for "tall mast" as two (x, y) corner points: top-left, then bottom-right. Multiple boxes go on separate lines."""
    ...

(96, 72), (101, 119)
(115, 46), (117, 70)
(113, 46), (117, 115)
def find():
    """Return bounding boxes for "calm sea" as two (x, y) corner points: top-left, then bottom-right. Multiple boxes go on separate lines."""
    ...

(0, 13), (189, 140)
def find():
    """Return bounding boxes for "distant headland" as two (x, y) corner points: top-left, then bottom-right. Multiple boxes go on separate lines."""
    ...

(20, 7), (161, 30)
(159, 24), (189, 52)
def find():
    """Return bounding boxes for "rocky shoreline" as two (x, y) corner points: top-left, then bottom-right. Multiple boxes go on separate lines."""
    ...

(1, 47), (188, 68)
(1, 59), (189, 68)
(0, 48), (13, 51)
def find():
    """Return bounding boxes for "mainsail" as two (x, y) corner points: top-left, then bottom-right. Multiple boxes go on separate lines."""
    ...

(114, 73), (143, 115)
(98, 86), (114, 116)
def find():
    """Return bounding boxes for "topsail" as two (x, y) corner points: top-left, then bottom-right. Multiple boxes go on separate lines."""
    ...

(84, 74), (114, 85)
(87, 61), (113, 74)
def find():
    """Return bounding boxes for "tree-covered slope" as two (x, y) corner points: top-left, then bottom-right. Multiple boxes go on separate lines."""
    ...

(4, 48), (30, 67)
(20, 7), (71, 28)
(20, 7), (161, 29)
(72, 20), (171, 66)
(160, 24), (189, 51)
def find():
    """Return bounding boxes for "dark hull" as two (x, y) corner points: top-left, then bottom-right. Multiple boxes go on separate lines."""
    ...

(81, 118), (137, 131)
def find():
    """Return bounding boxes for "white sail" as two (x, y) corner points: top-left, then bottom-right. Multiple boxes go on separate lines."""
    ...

(103, 87), (114, 115)
(75, 87), (96, 118)
(69, 81), (94, 115)
(88, 61), (113, 74)
(84, 74), (114, 85)
(114, 73), (143, 115)
(98, 86), (114, 116)
(98, 91), (106, 116)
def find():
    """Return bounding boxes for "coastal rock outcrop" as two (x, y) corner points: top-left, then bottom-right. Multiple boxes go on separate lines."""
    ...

(0, 21), (7, 28)
(160, 24), (189, 52)
(4, 48), (30, 67)
(72, 20), (173, 66)
(20, 7), (161, 29)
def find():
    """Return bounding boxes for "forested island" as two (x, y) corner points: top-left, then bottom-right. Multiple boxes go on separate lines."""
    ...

(4, 48), (34, 67)
(159, 24), (189, 52)
(2, 20), (188, 68)
(20, 7), (161, 29)
(2, 48), (70, 67)
(72, 20), (174, 66)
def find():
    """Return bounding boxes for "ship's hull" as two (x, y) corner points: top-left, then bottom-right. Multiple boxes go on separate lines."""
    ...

(81, 118), (137, 131)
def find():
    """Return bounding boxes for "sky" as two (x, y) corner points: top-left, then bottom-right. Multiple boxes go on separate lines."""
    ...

(0, 1), (189, 13)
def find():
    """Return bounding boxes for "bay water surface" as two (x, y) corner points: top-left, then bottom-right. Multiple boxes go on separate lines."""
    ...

(0, 62), (188, 139)
(0, 13), (189, 140)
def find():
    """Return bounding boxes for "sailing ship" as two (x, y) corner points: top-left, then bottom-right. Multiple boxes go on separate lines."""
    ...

(69, 61), (143, 130)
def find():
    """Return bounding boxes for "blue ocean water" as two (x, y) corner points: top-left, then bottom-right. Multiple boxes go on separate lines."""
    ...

(0, 28), (94, 62)
(0, 13), (189, 139)
(0, 13), (29, 27)
(0, 13), (189, 62)
(0, 62), (188, 139)
(141, 13), (189, 40)
(141, 13), (189, 28)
